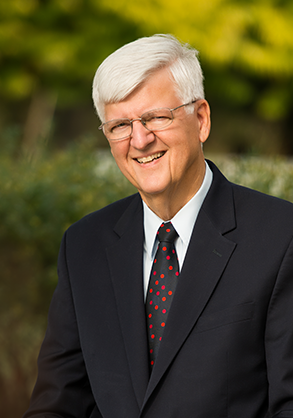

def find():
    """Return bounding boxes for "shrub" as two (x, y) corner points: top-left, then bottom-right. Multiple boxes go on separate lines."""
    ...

(0, 137), (135, 417)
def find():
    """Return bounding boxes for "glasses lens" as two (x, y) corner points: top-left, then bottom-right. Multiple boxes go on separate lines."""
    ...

(103, 119), (131, 140)
(142, 108), (173, 131)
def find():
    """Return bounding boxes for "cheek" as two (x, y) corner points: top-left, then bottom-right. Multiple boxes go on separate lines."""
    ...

(172, 139), (201, 172)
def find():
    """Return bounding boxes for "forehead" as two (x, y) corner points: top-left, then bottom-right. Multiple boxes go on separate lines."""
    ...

(104, 68), (181, 121)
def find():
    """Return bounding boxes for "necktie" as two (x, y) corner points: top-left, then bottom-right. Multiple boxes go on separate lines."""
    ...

(146, 222), (180, 369)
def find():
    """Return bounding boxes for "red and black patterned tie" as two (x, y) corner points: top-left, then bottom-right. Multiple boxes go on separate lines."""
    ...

(146, 222), (180, 369)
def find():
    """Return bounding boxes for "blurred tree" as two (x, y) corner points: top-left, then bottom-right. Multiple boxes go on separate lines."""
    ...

(0, 0), (143, 155)
(99, 0), (293, 112)
(0, 0), (293, 155)
(98, 0), (293, 153)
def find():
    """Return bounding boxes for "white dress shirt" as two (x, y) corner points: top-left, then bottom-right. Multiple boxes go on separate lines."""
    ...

(142, 162), (213, 298)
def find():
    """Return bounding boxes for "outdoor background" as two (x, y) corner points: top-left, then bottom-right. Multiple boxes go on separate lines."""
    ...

(1, 1), (293, 417)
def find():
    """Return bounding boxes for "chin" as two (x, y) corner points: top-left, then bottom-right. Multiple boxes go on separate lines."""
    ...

(139, 184), (168, 198)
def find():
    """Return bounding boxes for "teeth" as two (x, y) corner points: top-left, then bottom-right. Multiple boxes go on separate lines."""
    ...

(137, 152), (164, 164)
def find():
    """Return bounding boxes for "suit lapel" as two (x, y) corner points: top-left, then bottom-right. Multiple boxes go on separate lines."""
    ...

(106, 195), (149, 408)
(142, 161), (237, 407)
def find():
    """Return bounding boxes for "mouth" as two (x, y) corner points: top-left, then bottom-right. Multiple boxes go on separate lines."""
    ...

(136, 151), (165, 164)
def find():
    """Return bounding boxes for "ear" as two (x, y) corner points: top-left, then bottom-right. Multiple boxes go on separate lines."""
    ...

(196, 99), (211, 144)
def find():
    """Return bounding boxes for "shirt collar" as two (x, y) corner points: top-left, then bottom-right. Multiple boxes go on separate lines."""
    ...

(143, 161), (213, 258)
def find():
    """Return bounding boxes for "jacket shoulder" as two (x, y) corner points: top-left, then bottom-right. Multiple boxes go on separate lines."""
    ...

(66, 193), (141, 241)
(232, 181), (293, 215)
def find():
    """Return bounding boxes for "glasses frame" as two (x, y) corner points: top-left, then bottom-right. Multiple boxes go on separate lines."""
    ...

(99, 100), (197, 141)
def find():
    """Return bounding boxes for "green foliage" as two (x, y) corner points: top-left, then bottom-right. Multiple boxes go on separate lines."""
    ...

(0, 137), (135, 417)
(0, 0), (142, 103)
(1, 0), (293, 117)
(0, 137), (135, 312)
(1, 138), (293, 416)
(211, 154), (293, 202)
(1, 0), (293, 155)
(100, 0), (293, 122)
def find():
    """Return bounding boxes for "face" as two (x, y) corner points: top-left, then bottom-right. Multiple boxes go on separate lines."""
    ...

(104, 67), (210, 211)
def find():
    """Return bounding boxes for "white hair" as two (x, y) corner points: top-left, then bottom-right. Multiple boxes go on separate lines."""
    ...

(92, 34), (205, 122)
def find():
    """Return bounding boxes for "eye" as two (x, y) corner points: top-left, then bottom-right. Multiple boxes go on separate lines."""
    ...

(143, 110), (172, 127)
(108, 120), (130, 133)
(151, 115), (169, 121)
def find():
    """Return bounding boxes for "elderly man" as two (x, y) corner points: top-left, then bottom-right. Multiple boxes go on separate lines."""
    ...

(23, 34), (293, 418)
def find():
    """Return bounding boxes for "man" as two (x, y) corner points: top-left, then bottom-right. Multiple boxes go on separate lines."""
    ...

(23, 34), (293, 418)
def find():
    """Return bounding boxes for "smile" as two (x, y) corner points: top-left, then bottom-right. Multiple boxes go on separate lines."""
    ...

(136, 152), (165, 164)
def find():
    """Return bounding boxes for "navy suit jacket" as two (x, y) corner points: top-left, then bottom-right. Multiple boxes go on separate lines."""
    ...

(24, 161), (293, 418)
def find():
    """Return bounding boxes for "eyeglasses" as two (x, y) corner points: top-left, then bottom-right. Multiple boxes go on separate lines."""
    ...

(99, 100), (197, 141)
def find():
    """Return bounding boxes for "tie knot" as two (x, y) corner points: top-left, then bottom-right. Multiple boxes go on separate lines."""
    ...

(157, 222), (178, 243)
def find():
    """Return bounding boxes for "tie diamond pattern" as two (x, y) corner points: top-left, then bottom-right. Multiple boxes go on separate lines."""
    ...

(146, 222), (179, 369)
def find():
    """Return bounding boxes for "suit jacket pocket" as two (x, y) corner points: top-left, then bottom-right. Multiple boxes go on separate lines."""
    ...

(195, 302), (254, 332)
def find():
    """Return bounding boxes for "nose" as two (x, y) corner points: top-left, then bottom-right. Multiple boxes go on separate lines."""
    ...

(130, 119), (155, 149)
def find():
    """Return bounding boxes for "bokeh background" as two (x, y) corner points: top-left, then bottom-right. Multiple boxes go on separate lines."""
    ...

(1, 1), (293, 416)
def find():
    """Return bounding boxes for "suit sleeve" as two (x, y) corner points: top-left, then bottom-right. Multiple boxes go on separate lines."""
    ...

(265, 236), (293, 418)
(22, 232), (101, 418)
